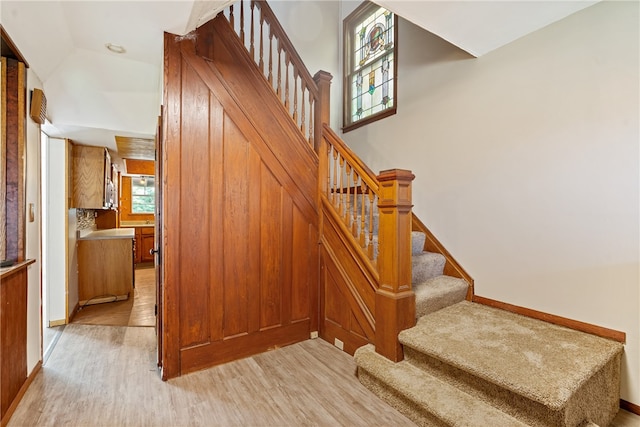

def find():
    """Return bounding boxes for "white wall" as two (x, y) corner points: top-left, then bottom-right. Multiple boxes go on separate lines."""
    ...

(25, 69), (43, 373)
(340, 1), (639, 404)
(268, 1), (341, 129)
(44, 137), (69, 324)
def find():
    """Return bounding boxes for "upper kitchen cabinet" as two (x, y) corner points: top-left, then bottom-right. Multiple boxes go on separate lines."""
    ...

(71, 144), (116, 209)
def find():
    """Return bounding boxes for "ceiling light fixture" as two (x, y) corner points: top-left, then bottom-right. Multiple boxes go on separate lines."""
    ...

(105, 43), (126, 54)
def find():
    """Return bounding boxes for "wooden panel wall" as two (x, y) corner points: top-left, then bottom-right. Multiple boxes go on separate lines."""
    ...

(1, 57), (26, 263)
(162, 22), (319, 378)
(119, 176), (155, 223)
(0, 266), (28, 421)
(319, 205), (376, 355)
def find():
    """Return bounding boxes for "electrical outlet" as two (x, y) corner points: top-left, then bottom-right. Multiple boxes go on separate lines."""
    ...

(334, 338), (344, 350)
(310, 331), (318, 339)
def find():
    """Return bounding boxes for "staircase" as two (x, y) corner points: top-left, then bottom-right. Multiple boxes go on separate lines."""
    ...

(208, 3), (624, 425)
(357, 207), (623, 427)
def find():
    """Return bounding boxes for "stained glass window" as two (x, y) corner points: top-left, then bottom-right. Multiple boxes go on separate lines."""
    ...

(343, 2), (397, 132)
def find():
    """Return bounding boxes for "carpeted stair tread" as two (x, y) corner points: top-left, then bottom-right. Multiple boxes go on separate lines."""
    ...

(354, 344), (530, 427)
(412, 252), (445, 284)
(414, 275), (468, 317)
(411, 231), (426, 255)
(399, 301), (624, 410)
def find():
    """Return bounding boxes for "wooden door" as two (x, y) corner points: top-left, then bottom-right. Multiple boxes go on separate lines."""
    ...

(161, 28), (319, 379)
(155, 112), (164, 369)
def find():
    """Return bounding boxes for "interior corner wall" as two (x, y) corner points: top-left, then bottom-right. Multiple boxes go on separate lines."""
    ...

(25, 69), (43, 374)
(340, 1), (640, 405)
(44, 137), (68, 325)
(267, 1), (341, 129)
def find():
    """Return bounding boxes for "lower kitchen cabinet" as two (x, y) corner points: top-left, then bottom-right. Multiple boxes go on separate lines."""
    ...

(78, 237), (134, 305)
(134, 227), (155, 264)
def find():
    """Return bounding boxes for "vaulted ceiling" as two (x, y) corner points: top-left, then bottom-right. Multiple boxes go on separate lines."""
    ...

(1, 0), (598, 156)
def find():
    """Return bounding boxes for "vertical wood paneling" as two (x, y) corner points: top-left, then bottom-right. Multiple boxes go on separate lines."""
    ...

(260, 166), (282, 329)
(162, 32), (184, 379)
(291, 208), (310, 322)
(178, 62), (212, 348)
(280, 195), (293, 325)
(223, 116), (249, 338)
(247, 144), (262, 334)
(162, 22), (318, 377)
(209, 99), (225, 343)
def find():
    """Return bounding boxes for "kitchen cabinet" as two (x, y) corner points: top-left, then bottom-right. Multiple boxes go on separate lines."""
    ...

(77, 232), (134, 305)
(134, 227), (155, 264)
(71, 144), (116, 209)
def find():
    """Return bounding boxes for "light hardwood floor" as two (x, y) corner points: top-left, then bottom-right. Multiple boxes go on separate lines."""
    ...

(11, 323), (640, 427)
(71, 266), (155, 327)
(10, 325), (415, 426)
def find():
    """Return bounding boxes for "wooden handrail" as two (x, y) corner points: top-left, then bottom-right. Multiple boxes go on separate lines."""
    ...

(223, 0), (326, 150)
(254, 1), (319, 100)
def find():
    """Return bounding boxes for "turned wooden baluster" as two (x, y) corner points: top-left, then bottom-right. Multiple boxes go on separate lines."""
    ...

(300, 81), (306, 134)
(284, 54), (290, 112)
(352, 173), (359, 237)
(293, 71), (298, 125)
(240, 1), (245, 45)
(360, 182), (367, 248)
(308, 97), (314, 147)
(368, 191), (375, 260)
(338, 156), (345, 215)
(268, 29), (274, 86)
(229, 4), (235, 30)
(259, 11), (264, 73)
(375, 169), (416, 363)
(344, 165), (352, 224)
(250, 1), (255, 59)
(276, 44), (282, 100)
(332, 148), (339, 205)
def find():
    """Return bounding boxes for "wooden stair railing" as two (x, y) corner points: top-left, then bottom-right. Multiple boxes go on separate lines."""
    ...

(222, 0), (327, 152)
(220, 0), (416, 362)
(320, 124), (415, 362)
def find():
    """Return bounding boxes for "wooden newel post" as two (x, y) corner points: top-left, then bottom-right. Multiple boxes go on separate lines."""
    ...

(375, 169), (416, 362)
(313, 70), (332, 154)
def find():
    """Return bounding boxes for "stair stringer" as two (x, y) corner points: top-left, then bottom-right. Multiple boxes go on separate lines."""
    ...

(194, 15), (319, 215)
(319, 197), (378, 354)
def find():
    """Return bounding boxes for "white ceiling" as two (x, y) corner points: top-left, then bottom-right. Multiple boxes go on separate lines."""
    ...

(1, 0), (598, 154)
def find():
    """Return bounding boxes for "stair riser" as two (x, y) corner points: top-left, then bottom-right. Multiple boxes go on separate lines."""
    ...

(403, 347), (621, 427)
(357, 369), (450, 427)
(412, 255), (446, 284)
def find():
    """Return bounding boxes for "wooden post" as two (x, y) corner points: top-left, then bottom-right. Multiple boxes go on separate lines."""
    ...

(375, 169), (416, 362)
(313, 70), (332, 154)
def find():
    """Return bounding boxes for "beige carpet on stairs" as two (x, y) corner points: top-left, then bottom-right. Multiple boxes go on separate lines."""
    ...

(357, 301), (624, 427)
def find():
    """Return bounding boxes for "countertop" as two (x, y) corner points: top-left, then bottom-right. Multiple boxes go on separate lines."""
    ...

(78, 228), (135, 240)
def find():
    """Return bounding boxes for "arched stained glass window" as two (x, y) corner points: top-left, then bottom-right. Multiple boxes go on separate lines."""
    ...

(343, 2), (397, 132)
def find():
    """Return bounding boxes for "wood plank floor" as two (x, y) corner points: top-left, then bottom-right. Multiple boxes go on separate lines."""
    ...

(9, 325), (415, 426)
(9, 323), (640, 426)
(71, 266), (155, 327)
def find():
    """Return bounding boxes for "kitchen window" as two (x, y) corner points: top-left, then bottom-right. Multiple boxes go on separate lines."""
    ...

(343, 1), (398, 132)
(131, 176), (155, 213)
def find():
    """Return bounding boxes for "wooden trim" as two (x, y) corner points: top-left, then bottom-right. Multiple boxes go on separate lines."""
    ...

(620, 399), (640, 415)
(473, 295), (626, 343)
(48, 319), (66, 327)
(0, 361), (41, 427)
(411, 213), (474, 300)
(67, 301), (80, 323)
(1, 27), (30, 67)
(0, 259), (35, 280)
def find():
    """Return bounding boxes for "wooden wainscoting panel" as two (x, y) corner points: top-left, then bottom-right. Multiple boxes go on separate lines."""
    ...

(162, 29), (318, 378)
